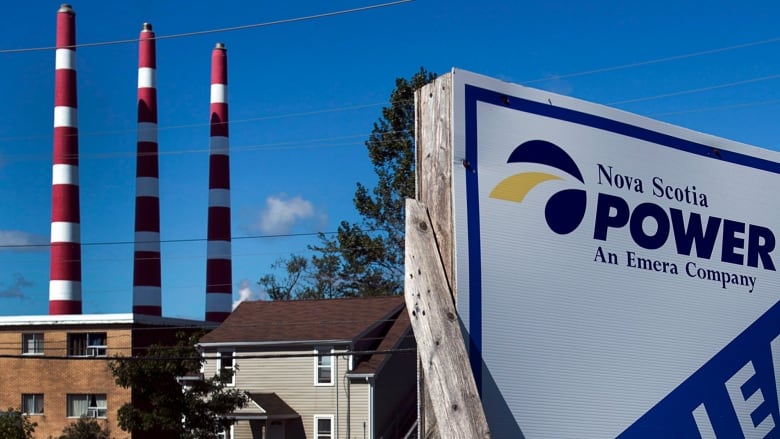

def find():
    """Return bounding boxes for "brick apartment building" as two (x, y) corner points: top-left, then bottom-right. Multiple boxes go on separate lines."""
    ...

(0, 314), (213, 438)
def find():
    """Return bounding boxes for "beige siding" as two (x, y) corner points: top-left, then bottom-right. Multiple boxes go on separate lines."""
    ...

(233, 420), (251, 439)
(345, 380), (370, 439)
(204, 346), (374, 439)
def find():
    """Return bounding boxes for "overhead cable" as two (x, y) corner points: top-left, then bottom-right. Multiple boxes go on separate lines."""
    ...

(523, 35), (780, 84)
(0, 0), (414, 54)
(608, 73), (780, 106)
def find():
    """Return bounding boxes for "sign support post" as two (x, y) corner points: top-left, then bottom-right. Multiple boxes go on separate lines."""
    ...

(409, 73), (490, 438)
(405, 200), (490, 439)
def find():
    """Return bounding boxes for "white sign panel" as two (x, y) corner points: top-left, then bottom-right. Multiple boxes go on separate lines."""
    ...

(451, 69), (780, 438)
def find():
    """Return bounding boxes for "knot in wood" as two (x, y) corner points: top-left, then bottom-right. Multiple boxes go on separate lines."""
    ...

(418, 221), (428, 231)
(446, 311), (456, 321)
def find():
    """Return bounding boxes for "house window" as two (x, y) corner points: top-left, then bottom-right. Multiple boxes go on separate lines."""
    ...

(22, 394), (43, 415)
(314, 415), (334, 439)
(67, 394), (107, 418)
(216, 425), (233, 439)
(315, 348), (333, 385)
(68, 333), (107, 357)
(21, 333), (44, 355)
(218, 351), (235, 386)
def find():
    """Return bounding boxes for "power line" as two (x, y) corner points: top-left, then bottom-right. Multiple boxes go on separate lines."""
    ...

(0, 246), (320, 264)
(0, 242), (394, 270)
(0, 129), (412, 163)
(649, 98), (780, 117)
(0, 224), (399, 250)
(523, 35), (780, 84)
(1, 56), (778, 161)
(608, 73), (780, 106)
(2, 70), (779, 160)
(0, 0), (414, 54)
(0, 329), (415, 351)
(0, 230), (335, 250)
(0, 348), (416, 361)
(0, 315), (416, 351)
(1, 2), (779, 157)
(0, 137), (367, 164)
(3, 36), (780, 145)
(0, 101), (388, 144)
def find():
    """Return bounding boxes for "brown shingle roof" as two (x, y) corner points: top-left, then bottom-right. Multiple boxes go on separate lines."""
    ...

(248, 393), (298, 418)
(352, 308), (412, 374)
(199, 296), (405, 345)
(232, 393), (300, 420)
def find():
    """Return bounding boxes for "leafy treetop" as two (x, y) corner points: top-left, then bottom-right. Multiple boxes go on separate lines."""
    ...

(109, 332), (248, 439)
(258, 68), (437, 300)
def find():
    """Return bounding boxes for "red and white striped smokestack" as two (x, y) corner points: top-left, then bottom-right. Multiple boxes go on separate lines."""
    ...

(133, 22), (162, 316)
(49, 4), (82, 315)
(205, 43), (232, 322)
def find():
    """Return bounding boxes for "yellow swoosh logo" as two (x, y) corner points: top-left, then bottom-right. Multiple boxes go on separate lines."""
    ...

(490, 172), (562, 202)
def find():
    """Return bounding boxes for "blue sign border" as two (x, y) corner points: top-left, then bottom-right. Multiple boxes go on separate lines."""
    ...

(463, 83), (780, 393)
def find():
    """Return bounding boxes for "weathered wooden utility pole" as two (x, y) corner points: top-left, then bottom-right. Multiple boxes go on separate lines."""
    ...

(406, 73), (490, 438)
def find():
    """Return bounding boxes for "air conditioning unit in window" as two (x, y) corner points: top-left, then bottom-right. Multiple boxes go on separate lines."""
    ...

(86, 347), (106, 357)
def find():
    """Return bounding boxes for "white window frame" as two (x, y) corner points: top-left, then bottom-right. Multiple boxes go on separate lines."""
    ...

(86, 333), (107, 357)
(314, 414), (334, 439)
(67, 332), (107, 357)
(21, 333), (44, 355)
(217, 350), (236, 386)
(21, 394), (43, 415)
(66, 394), (107, 419)
(216, 424), (234, 439)
(314, 347), (334, 386)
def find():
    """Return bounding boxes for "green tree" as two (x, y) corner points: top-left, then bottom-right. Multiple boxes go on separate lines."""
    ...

(258, 255), (312, 301)
(108, 332), (248, 439)
(258, 68), (437, 299)
(0, 407), (36, 439)
(58, 417), (111, 439)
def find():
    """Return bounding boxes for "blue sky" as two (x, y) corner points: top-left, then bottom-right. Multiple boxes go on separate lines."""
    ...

(2, 0), (780, 319)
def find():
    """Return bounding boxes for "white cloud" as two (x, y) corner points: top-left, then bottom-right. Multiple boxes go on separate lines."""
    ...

(232, 279), (265, 310)
(0, 230), (48, 252)
(257, 195), (321, 235)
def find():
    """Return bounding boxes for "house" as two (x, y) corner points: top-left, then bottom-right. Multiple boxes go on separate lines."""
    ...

(198, 296), (417, 439)
(0, 314), (213, 438)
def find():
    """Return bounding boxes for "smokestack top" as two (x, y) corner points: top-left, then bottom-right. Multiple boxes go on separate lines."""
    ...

(142, 22), (153, 31)
(58, 4), (74, 13)
(215, 42), (226, 50)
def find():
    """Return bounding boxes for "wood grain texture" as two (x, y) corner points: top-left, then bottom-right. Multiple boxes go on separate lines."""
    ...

(415, 74), (454, 289)
(415, 73), (452, 439)
(405, 199), (490, 439)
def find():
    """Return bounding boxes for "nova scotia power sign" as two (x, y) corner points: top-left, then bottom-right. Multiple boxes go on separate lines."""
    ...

(450, 69), (780, 438)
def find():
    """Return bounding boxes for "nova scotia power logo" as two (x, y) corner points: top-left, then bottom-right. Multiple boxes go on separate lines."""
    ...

(490, 139), (586, 234)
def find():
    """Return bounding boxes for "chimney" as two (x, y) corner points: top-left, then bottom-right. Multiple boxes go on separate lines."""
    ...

(49, 4), (82, 315)
(205, 43), (232, 322)
(133, 22), (162, 316)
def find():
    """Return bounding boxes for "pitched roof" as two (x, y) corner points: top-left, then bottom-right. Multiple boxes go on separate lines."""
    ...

(199, 296), (405, 345)
(352, 307), (413, 374)
(232, 393), (299, 420)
